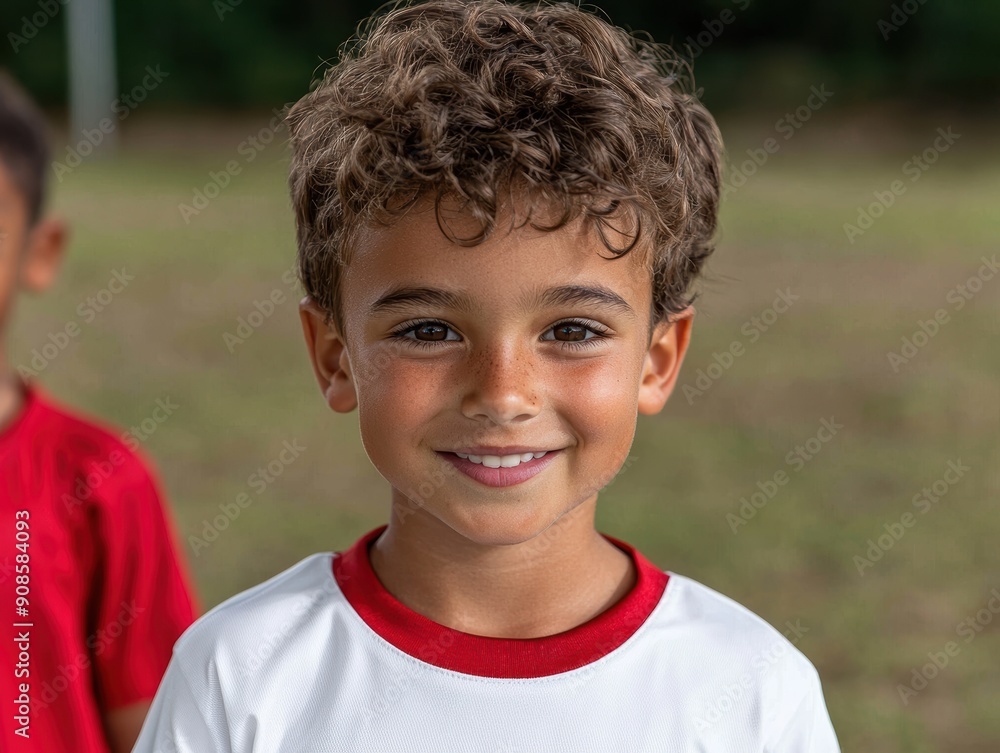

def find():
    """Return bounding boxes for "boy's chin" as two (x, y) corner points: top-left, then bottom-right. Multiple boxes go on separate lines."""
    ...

(436, 503), (574, 549)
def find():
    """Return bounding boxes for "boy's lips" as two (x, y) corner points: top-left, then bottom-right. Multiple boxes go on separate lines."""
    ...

(436, 449), (562, 488)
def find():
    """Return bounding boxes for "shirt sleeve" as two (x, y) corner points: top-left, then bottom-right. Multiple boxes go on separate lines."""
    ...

(131, 652), (230, 753)
(764, 662), (841, 753)
(87, 445), (200, 710)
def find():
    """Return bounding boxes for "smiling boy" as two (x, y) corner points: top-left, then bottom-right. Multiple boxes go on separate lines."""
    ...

(133, 1), (840, 750)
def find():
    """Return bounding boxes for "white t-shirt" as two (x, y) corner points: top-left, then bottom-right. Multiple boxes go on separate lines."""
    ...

(133, 525), (840, 753)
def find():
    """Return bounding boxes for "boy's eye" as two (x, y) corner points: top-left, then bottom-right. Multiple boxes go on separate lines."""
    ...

(541, 319), (613, 347)
(543, 322), (596, 343)
(406, 322), (458, 342)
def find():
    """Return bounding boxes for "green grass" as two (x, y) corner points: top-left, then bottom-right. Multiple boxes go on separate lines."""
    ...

(13, 116), (1000, 752)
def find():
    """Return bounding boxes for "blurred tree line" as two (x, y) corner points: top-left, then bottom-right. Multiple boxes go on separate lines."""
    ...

(2, 0), (998, 114)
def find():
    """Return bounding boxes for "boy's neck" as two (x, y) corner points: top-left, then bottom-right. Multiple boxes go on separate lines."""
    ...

(369, 494), (636, 639)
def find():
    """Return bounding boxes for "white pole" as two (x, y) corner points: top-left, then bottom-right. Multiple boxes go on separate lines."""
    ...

(65, 0), (118, 154)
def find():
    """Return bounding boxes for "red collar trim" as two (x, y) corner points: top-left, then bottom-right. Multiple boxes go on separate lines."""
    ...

(333, 525), (668, 678)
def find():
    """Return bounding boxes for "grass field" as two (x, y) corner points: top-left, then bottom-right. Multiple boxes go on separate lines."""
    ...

(15, 113), (1000, 751)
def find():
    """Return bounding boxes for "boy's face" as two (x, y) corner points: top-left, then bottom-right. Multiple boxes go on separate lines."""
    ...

(301, 200), (693, 546)
(0, 161), (66, 338)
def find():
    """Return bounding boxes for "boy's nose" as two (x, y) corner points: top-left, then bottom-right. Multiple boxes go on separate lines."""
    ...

(459, 346), (541, 425)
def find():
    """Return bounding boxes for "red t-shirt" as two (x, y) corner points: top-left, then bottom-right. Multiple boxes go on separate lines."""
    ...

(0, 381), (199, 752)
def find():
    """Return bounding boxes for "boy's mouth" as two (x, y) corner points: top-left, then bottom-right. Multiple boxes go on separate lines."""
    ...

(436, 449), (562, 488)
(454, 450), (550, 467)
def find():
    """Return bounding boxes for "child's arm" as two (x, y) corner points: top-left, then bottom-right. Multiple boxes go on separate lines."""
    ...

(86, 445), (200, 751)
(102, 700), (151, 753)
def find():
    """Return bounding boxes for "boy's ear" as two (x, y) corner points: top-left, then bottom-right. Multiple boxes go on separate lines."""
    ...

(637, 306), (694, 416)
(20, 216), (68, 293)
(298, 297), (358, 413)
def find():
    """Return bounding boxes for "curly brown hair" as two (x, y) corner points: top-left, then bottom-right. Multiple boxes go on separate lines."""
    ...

(287, 0), (723, 338)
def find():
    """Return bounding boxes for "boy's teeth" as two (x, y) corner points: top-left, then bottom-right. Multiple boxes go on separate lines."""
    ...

(454, 451), (549, 467)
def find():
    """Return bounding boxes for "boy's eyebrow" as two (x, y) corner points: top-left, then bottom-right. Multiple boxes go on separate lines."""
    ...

(368, 284), (636, 319)
(538, 284), (637, 319)
(368, 287), (473, 317)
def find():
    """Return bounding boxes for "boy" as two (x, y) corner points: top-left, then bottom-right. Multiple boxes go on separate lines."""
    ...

(134, 1), (840, 750)
(0, 72), (199, 752)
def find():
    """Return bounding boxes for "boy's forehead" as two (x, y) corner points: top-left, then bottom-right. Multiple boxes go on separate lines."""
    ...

(0, 160), (28, 218)
(346, 205), (653, 316)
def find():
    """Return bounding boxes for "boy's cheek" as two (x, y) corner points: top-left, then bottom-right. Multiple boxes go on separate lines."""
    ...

(551, 357), (640, 409)
(349, 350), (419, 399)
(354, 366), (440, 443)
